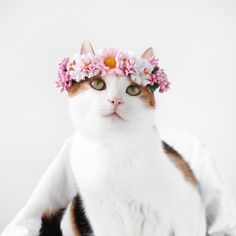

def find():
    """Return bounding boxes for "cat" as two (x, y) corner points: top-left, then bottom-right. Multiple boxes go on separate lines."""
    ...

(0, 41), (206, 236)
(39, 41), (206, 236)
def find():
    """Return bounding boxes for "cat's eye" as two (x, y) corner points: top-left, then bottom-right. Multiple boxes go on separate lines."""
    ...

(126, 85), (141, 96)
(90, 78), (106, 91)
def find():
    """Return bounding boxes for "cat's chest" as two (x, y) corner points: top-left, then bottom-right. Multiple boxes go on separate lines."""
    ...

(69, 133), (161, 196)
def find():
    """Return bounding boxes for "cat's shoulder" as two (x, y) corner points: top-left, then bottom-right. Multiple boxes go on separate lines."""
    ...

(159, 125), (210, 166)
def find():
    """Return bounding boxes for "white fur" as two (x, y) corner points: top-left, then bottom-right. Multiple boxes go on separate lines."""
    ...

(69, 75), (206, 236)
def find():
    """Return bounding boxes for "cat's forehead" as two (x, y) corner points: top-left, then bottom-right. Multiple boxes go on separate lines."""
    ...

(102, 74), (131, 87)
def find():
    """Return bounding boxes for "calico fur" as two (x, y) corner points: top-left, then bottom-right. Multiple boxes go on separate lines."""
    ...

(39, 208), (65, 236)
(39, 43), (206, 236)
(38, 141), (200, 236)
(70, 194), (93, 236)
(162, 141), (198, 186)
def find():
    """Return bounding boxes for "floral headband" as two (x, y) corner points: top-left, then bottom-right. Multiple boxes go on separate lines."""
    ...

(56, 48), (170, 93)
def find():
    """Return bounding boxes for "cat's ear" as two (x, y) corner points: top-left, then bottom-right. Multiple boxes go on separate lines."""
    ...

(141, 47), (153, 59)
(80, 40), (95, 55)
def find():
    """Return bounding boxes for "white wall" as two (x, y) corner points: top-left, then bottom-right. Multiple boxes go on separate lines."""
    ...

(0, 0), (235, 231)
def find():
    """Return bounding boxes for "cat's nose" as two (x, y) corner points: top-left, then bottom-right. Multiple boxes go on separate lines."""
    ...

(108, 97), (124, 107)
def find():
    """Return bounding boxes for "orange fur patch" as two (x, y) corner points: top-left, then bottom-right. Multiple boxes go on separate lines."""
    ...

(70, 198), (82, 236)
(163, 144), (198, 187)
(68, 80), (90, 97)
(41, 207), (65, 220)
(42, 208), (53, 219)
(139, 85), (156, 107)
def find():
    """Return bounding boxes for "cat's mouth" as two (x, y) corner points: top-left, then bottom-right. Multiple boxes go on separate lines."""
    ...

(103, 111), (124, 120)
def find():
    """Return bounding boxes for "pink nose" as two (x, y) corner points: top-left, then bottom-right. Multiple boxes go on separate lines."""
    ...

(108, 97), (124, 107)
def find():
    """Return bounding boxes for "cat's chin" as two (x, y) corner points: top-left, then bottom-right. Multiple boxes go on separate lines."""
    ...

(102, 111), (124, 121)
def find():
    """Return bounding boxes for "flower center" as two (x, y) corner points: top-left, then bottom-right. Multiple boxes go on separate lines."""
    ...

(104, 57), (116, 68)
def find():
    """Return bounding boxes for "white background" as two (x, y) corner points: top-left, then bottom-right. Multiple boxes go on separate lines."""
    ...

(0, 0), (235, 231)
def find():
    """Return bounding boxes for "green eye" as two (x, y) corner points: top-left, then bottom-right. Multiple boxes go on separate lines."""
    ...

(90, 78), (106, 91)
(126, 85), (141, 96)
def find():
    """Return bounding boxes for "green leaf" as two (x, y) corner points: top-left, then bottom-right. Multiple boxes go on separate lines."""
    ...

(148, 84), (159, 93)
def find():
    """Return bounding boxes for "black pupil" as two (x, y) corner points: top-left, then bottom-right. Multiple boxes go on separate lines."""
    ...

(127, 85), (140, 95)
(92, 79), (104, 90)
(96, 80), (102, 87)
(131, 86), (138, 92)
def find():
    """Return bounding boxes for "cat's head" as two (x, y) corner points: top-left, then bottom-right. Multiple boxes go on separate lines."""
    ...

(63, 41), (167, 137)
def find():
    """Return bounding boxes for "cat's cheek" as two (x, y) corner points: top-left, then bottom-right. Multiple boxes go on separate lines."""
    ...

(139, 86), (156, 108)
(68, 80), (90, 97)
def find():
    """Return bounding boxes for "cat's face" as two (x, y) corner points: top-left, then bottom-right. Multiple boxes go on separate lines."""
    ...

(68, 74), (155, 135)
(68, 42), (156, 137)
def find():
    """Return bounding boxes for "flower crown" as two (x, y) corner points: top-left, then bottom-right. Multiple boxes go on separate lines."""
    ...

(56, 48), (170, 93)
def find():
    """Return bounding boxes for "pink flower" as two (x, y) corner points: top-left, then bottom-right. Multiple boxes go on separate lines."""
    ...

(150, 69), (170, 92)
(149, 56), (159, 67)
(56, 57), (72, 92)
(68, 54), (104, 82)
(56, 48), (170, 93)
(116, 52), (136, 76)
(148, 56), (170, 93)
(97, 48), (122, 75)
(132, 58), (153, 85)
(77, 54), (102, 80)
(159, 80), (170, 93)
